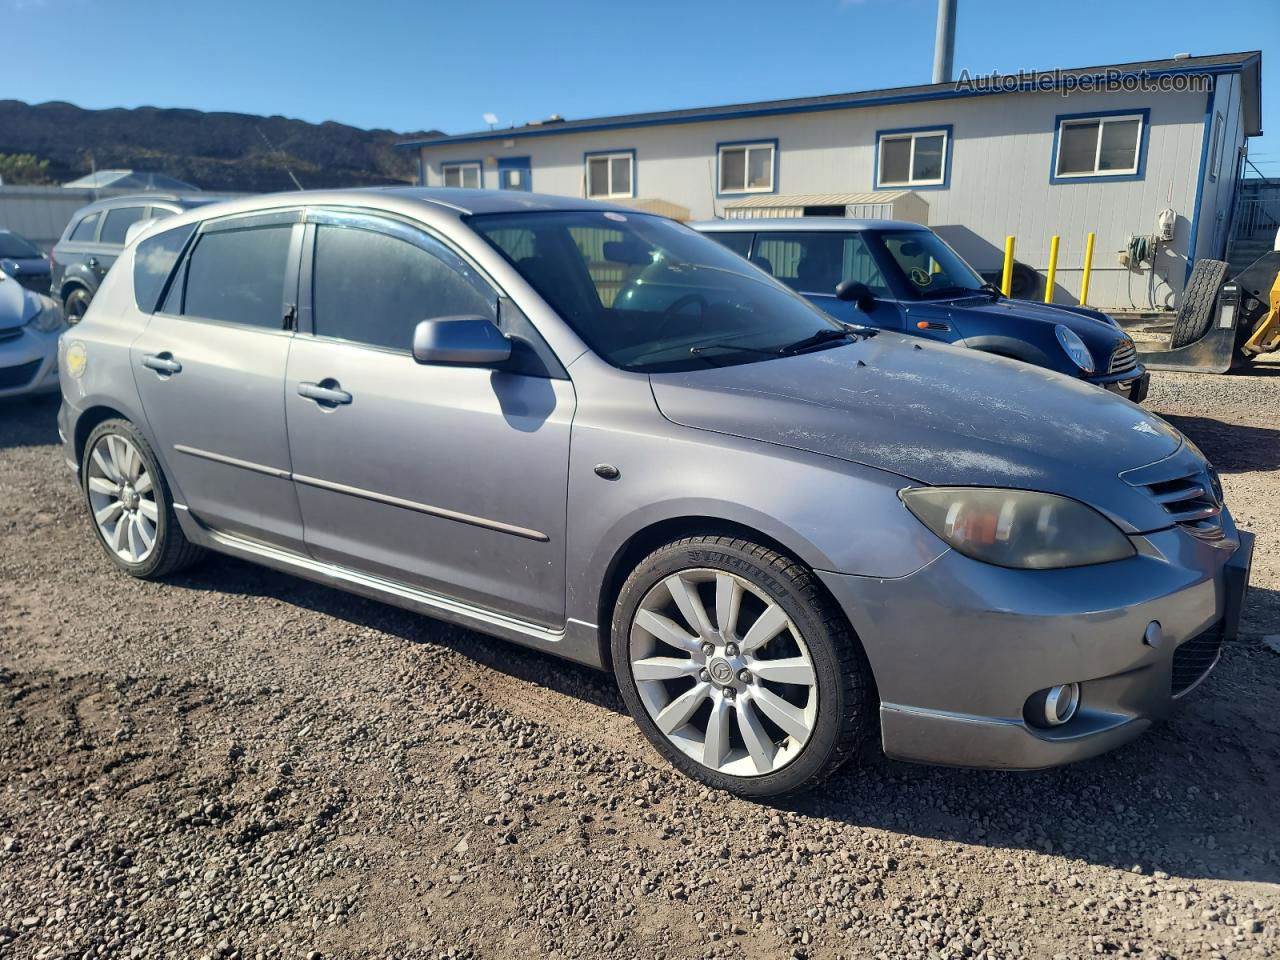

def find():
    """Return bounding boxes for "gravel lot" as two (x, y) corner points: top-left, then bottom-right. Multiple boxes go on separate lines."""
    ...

(2, 361), (1279, 960)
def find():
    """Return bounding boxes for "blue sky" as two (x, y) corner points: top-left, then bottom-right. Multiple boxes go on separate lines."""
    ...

(3, 0), (1276, 171)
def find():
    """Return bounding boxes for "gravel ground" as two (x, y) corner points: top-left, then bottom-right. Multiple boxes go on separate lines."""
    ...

(1, 360), (1278, 960)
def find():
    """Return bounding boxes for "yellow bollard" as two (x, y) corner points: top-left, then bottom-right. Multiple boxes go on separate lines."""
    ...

(1080, 232), (1096, 306)
(1001, 236), (1015, 297)
(1044, 235), (1060, 304)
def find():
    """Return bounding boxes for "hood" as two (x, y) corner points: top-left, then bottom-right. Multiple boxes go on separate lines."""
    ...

(650, 335), (1186, 520)
(0, 273), (37, 330)
(943, 295), (1124, 363)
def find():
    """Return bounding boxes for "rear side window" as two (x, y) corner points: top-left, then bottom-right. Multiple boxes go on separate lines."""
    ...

(181, 225), (293, 329)
(311, 224), (495, 352)
(100, 207), (146, 245)
(69, 212), (101, 242)
(133, 223), (197, 313)
(147, 206), (175, 221)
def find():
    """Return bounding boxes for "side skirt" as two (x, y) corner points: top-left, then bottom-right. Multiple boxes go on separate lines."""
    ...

(173, 504), (605, 669)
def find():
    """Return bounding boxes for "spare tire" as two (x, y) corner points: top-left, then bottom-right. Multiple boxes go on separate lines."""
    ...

(1170, 259), (1229, 348)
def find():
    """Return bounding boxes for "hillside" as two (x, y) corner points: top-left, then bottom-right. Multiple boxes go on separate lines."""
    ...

(0, 100), (440, 192)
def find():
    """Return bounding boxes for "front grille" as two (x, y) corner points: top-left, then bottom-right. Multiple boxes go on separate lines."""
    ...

(1109, 339), (1139, 375)
(1172, 623), (1223, 696)
(1138, 467), (1224, 538)
(0, 358), (41, 389)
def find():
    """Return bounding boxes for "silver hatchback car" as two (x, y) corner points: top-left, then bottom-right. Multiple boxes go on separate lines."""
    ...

(58, 189), (1252, 798)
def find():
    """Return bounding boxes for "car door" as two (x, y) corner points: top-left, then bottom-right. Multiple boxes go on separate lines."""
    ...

(284, 211), (574, 627)
(130, 210), (306, 552)
(751, 231), (904, 330)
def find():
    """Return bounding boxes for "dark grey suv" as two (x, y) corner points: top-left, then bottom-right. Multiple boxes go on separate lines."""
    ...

(58, 188), (1251, 797)
(51, 194), (218, 323)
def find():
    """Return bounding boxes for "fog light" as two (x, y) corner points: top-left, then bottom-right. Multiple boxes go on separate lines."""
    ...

(1025, 683), (1081, 728)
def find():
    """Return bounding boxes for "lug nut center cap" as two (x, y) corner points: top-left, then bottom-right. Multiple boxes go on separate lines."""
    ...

(708, 658), (735, 685)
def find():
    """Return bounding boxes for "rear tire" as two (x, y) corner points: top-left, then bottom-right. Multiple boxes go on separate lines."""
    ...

(81, 418), (205, 579)
(1170, 259), (1229, 348)
(611, 535), (875, 798)
(63, 287), (92, 326)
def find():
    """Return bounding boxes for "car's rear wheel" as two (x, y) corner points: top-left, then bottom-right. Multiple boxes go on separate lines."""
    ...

(64, 287), (92, 325)
(81, 419), (204, 578)
(611, 535), (875, 797)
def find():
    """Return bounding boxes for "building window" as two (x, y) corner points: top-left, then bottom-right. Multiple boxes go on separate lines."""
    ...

(442, 162), (482, 189)
(1208, 111), (1224, 182)
(1053, 113), (1145, 180)
(876, 128), (949, 187)
(718, 141), (775, 194)
(585, 151), (635, 199)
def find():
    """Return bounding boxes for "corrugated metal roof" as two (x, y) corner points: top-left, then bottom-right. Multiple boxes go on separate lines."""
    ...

(398, 51), (1261, 148)
(723, 192), (913, 209)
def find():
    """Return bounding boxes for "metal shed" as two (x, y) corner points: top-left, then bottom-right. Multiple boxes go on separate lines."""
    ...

(722, 191), (928, 224)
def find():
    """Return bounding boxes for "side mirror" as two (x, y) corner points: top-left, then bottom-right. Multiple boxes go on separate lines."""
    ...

(412, 316), (511, 366)
(835, 280), (875, 309)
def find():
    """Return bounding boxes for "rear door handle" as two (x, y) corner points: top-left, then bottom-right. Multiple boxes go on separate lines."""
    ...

(141, 353), (182, 375)
(297, 381), (352, 405)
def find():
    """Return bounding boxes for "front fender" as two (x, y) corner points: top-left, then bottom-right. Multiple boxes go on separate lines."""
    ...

(959, 332), (1068, 373)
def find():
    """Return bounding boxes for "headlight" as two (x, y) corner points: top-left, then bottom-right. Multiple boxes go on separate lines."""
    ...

(900, 487), (1134, 569)
(25, 297), (65, 334)
(1054, 324), (1094, 374)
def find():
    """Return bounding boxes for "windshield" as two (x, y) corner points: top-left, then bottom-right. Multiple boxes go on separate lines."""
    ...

(874, 229), (987, 299)
(0, 232), (41, 259)
(469, 211), (843, 372)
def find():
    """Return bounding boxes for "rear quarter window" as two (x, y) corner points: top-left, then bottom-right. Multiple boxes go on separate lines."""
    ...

(133, 223), (197, 313)
(100, 207), (146, 245)
(69, 212), (101, 243)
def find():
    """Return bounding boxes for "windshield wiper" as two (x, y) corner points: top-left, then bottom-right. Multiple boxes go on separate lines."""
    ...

(689, 342), (779, 356)
(777, 325), (875, 355)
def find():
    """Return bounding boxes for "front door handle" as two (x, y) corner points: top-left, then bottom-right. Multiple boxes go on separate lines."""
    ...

(297, 381), (352, 405)
(141, 353), (182, 375)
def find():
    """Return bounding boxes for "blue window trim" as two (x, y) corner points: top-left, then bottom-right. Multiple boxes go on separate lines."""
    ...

(439, 158), (485, 189)
(873, 124), (953, 191)
(715, 138), (779, 198)
(582, 148), (637, 199)
(1185, 86), (1217, 281)
(1049, 108), (1150, 185)
(496, 155), (532, 191)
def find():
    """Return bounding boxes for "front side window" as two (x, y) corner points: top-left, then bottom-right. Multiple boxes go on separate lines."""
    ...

(442, 162), (482, 189)
(1055, 113), (1143, 179)
(69, 212), (101, 242)
(134, 223), (197, 313)
(472, 210), (838, 373)
(753, 232), (891, 298)
(312, 223), (495, 352)
(585, 152), (634, 199)
(718, 142), (775, 194)
(180, 225), (293, 329)
(877, 129), (948, 187)
(100, 207), (147, 245)
(873, 229), (986, 300)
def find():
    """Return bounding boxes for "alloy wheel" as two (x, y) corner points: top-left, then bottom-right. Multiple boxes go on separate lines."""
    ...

(628, 568), (818, 777)
(86, 434), (159, 564)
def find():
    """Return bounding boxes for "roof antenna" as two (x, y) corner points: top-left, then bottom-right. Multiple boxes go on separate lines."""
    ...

(255, 125), (304, 191)
(484, 113), (499, 130)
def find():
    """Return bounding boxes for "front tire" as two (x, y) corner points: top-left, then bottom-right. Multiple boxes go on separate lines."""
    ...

(64, 287), (92, 326)
(611, 535), (875, 798)
(81, 419), (204, 579)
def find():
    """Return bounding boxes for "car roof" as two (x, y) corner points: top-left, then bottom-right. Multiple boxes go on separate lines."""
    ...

(690, 217), (929, 233)
(120, 187), (648, 238)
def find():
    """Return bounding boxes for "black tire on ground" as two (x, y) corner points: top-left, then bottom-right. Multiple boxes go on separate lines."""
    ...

(611, 535), (876, 798)
(81, 418), (205, 579)
(63, 287), (92, 326)
(1170, 259), (1230, 348)
(1010, 262), (1039, 299)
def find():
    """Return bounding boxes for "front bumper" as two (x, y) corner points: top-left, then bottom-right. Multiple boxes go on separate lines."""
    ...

(819, 513), (1251, 770)
(0, 327), (60, 398)
(1092, 365), (1150, 403)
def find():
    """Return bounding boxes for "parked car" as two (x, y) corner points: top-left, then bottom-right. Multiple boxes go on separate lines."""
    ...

(0, 268), (63, 398)
(0, 229), (52, 295)
(51, 194), (221, 324)
(59, 189), (1250, 797)
(695, 218), (1149, 403)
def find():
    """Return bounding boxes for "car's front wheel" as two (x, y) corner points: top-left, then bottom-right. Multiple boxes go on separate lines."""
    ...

(612, 535), (875, 797)
(81, 418), (204, 579)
